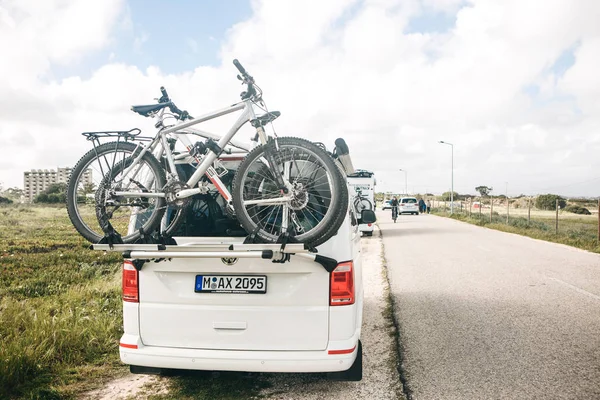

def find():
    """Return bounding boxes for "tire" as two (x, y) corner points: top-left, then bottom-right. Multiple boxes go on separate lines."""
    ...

(232, 137), (348, 247)
(66, 141), (167, 243)
(354, 197), (372, 213)
(329, 340), (362, 381)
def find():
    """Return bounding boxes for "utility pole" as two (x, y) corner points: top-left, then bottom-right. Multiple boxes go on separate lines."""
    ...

(398, 169), (408, 195)
(505, 182), (509, 223)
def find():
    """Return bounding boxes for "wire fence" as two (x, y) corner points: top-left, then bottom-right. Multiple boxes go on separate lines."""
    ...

(427, 198), (600, 251)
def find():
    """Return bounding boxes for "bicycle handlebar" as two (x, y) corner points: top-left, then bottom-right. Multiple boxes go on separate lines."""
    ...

(159, 86), (170, 103)
(157, 86), (192, 120)
(233, 59), (247, 76)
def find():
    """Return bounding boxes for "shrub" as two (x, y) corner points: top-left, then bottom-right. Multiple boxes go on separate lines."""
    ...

(0, 196), (13, 204)
(34, 183), (67, 203)
(564, 205), (592, 215)
(535, 194), (566, 210)
(441, 191), (459, 201)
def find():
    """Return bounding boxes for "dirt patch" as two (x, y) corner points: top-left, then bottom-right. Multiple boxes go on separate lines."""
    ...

(80, 374), (168, 400)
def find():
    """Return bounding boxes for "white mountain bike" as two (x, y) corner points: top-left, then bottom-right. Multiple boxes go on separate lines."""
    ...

(66, 60), (348, 247)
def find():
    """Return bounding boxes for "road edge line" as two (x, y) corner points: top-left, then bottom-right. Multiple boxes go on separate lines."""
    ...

(377, 224), (412, 400)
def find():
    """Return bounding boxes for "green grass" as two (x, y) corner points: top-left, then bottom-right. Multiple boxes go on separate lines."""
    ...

(0, 204), (274, 400)
(0, 204), (125, 399)
(432, 208), (600, 253)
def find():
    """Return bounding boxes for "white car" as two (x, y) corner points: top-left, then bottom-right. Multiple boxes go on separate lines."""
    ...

(399, 197), (419, 215)
(382, 199), (393, 210)
(95, 143), (372, 381)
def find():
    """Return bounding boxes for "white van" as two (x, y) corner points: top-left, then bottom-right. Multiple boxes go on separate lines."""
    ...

(347, 170), (376, 236)
(93, 141), (374, 381)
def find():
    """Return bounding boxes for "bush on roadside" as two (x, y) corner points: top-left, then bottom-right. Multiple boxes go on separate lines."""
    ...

(34, 183), (67, 204)
(0, 196), (13, 204)
(564, 205), (592, 215)
(535, 194), (566, 210)
(441, 191), (459, 201)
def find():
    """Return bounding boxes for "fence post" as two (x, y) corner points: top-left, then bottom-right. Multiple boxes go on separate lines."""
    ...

(506, 197), (509, 224)
(479, 198), (482, 219)
(555, 198), (559, 235)
(528, 198), (531, 223)
(490, 195), (494, 222)
(469, 199), (472, 217)
(597, 198), (599, 243)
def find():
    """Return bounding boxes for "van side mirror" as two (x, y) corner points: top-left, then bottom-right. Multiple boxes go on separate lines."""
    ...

(360, 210), (376, 224)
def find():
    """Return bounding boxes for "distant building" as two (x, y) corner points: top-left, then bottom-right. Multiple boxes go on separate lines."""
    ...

(23, 167), (91, 203)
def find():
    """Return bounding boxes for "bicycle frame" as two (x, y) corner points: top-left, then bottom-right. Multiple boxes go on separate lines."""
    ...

(112, 99), (292, 206)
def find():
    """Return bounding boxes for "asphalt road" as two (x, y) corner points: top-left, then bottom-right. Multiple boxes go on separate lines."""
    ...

(379, 212), (600, 400)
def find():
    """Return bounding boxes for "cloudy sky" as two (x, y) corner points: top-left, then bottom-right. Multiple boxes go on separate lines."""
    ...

(0, 0), (599, 196)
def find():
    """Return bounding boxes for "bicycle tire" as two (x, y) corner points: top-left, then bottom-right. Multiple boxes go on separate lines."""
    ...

(66, 141), (167, 243)
(354, 197), (373, 213)
(232, 137), (348, 247)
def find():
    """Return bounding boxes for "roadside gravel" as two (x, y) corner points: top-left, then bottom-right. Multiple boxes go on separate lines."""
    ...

(259, 227), (404, 399)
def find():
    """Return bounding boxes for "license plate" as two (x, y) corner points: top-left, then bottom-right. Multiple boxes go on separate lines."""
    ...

(195, 275), (267, 294)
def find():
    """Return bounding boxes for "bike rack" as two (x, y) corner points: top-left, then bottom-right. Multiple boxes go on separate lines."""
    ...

(90, 242), (338, 273)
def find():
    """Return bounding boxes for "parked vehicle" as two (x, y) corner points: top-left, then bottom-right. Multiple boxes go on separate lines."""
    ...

(399, 197), (419, 215)
(347, 170), (376, 237)
(382, 199), (393, 210)
(91, 139), (374, 381)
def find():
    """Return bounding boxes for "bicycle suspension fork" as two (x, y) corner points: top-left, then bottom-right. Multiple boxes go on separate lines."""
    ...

(256, 126), (289, 194)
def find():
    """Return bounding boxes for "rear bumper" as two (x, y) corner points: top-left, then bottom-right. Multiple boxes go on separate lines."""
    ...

(358, 223), (374, 233)
(400, 208), (418, 213)
(120, 331), (360, 373)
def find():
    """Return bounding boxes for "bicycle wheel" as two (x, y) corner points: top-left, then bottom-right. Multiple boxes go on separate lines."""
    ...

(232, 137), (348, 247)
(354, 197), (372, 213)
(66, 141), (167, 243)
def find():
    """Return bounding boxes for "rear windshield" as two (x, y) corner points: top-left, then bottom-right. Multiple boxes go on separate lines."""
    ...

(401, 198), (417, 203)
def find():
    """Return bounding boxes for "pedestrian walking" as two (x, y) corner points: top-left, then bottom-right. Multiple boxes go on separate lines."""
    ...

(418, 198), (426, 214)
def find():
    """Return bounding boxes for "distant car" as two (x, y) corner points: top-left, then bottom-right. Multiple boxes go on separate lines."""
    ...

(399, 197), (419, 215)
(382, 200), (393, 210)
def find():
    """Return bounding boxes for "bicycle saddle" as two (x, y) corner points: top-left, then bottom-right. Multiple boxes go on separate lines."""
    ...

(131, 102), (170, 117)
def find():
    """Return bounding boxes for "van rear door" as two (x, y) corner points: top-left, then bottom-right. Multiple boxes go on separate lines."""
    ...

(136, 238), (330, 351)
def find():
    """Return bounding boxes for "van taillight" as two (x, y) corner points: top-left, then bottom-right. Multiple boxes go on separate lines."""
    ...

(330, 261), (354, 306)
(122, 261), (139, 303)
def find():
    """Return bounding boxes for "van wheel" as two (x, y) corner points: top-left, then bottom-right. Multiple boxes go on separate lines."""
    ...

(329, 340), (362, 381)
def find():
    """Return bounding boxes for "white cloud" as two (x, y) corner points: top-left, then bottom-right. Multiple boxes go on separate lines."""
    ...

(0, 0), (600, 197)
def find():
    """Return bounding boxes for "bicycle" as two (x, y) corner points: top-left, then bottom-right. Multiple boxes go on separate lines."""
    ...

(66, 59), (348, 247)
(353, 188), (373, 214)
(392, 206), (398, 223)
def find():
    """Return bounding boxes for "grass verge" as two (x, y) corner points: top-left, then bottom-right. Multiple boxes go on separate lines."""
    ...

(0, 204), (125, 399)
(432, 209), (600, 253)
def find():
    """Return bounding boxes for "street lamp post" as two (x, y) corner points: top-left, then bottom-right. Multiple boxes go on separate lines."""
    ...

(398, 169), (408, 195)
(438, 141), (454, 214)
